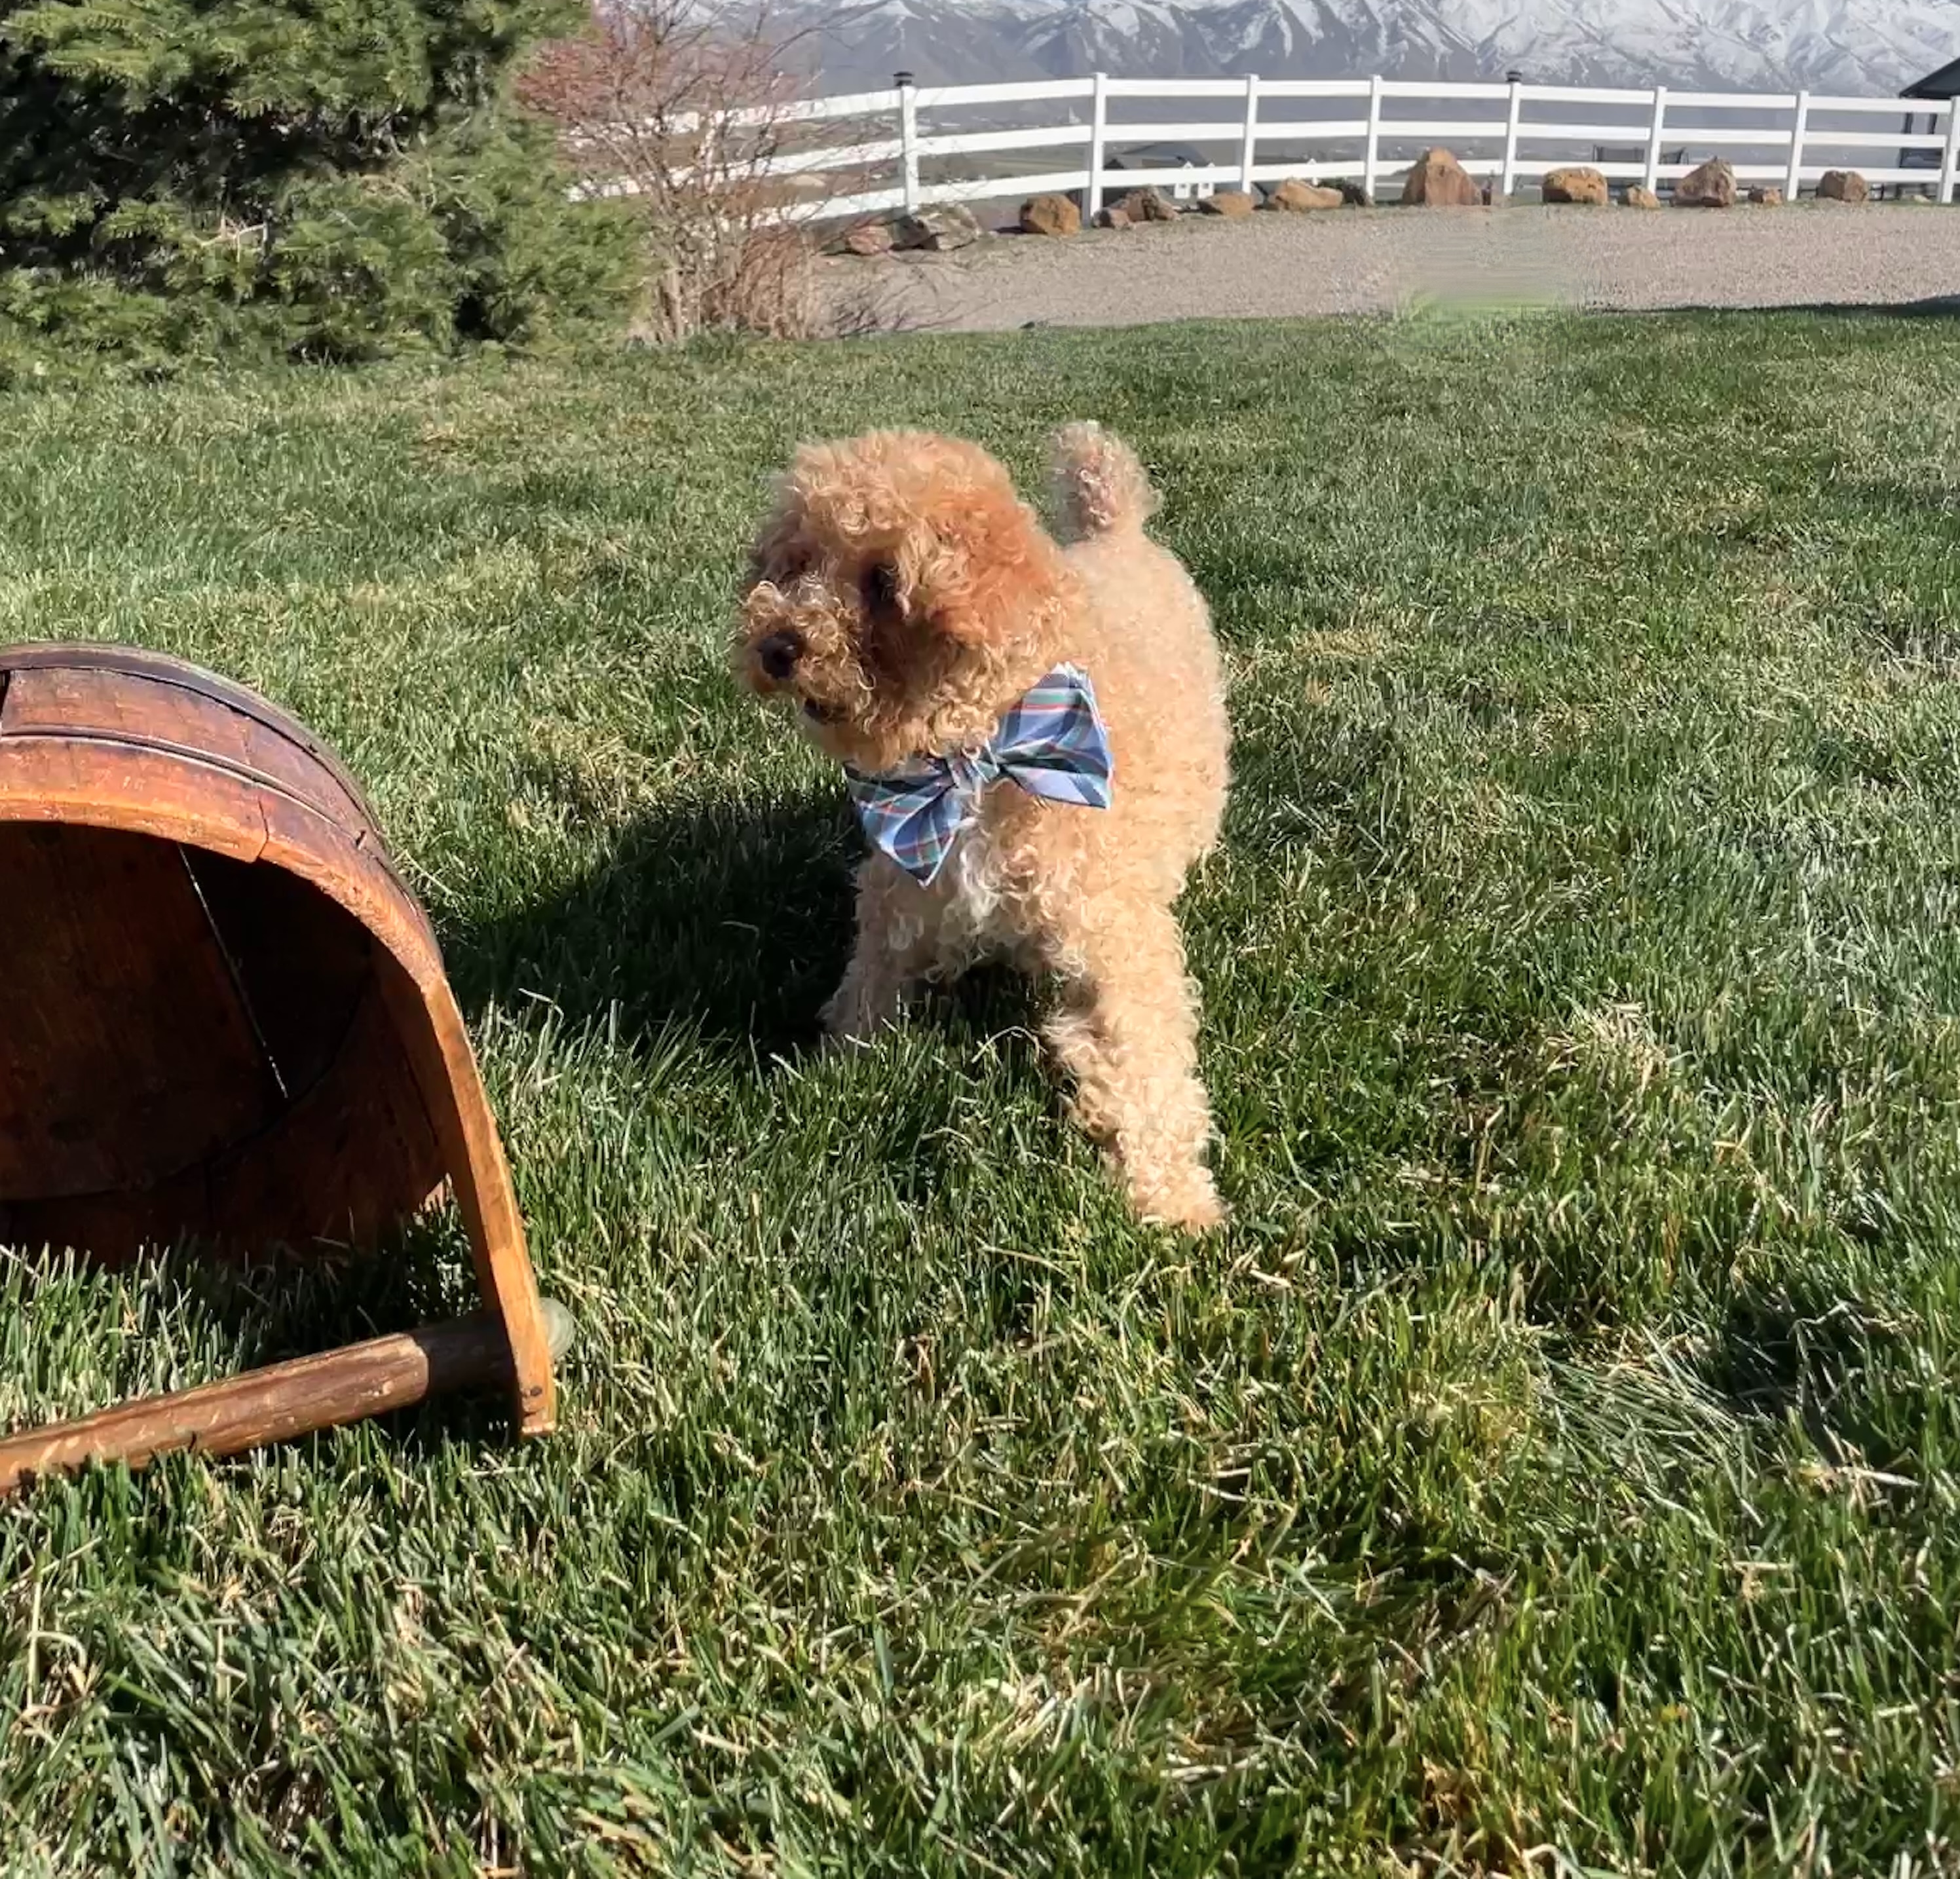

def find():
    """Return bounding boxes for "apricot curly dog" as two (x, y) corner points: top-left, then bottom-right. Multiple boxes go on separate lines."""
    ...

(735, 423), (1230, 1229)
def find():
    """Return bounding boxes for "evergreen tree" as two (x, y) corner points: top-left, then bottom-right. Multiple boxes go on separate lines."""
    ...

(0, 0), (638, 366)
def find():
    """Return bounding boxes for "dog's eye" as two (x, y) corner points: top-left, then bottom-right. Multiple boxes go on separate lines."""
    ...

(861, 562), (900, 611)
(750, 552), (803, 592)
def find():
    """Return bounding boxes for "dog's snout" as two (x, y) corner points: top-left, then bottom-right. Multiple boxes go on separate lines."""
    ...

(757, 628), (804, 681)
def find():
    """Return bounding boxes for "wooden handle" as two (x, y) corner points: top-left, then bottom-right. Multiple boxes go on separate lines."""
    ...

(0, 1299), (576, 1496)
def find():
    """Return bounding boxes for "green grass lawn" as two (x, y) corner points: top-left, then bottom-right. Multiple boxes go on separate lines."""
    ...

(3, 311), (1959, 1876)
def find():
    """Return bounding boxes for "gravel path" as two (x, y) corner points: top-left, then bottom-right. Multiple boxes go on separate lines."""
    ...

(841, 202), (1960, 332)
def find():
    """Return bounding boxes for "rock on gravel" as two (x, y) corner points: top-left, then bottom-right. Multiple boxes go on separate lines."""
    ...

(832, 220), (894, 257)
(1115, 187), (1179, 223)
(1021, 193), (1080, 236)
(1401, 148), (1481, 207)
(1624, 185), (1662, 209)
(1267, 179), (1344, 212)
(1198, 191), (1256, 218)
(1748, 187), (1784, 207)
(1817, 170), (1870, 203)
(894, 205), (981, 251)
(1675, 158), (1737, 208)
(1543, 167), (1609, 206)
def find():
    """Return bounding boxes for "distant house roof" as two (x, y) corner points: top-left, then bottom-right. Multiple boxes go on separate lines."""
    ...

(1106, 143), (1208, 169)
(1903, 56), (1960, 100)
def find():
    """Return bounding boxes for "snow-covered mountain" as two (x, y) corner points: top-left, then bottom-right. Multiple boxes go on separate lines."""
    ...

(782, 0), (1957, 98)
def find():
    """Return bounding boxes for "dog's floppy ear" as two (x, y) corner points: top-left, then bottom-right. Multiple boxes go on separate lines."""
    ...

(921, 489), (1070, 651)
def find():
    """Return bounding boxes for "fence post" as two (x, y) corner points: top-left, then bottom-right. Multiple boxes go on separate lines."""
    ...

(1784, 88), (1809, 199)
(1363, 73), (1384, 202)
(1941, 100), (1960, 205)
(1643, 84), (1668, 193)
(1085, 71), (1109, 217)
(1238, 72), (1261, 194)
(1499, 75), (1522, 199)
(895, 71), (920, 214)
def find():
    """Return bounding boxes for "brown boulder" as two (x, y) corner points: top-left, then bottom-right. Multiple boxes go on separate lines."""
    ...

(892, 204), (982, 251)
(1674, 158), (1735, 208)
(1020, 193), (1082, 236)
(1623, 185), (1661, 209)
(1116, 187), (1179, 223)
(1542, 166), (1609, 206)
(1197, 189), (1255, 217)
(1747, 186), (1783, 207)
(1400, 148), (1481, 207)
(1266, 178), (1345, 212)
(1817, 169), (1869, 203)
(831, 220), (894, 257)
(1094, 204), (1134, 229)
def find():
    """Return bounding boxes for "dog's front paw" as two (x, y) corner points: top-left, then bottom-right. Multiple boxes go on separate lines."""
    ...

(820, 984), (902, 1050)
(1131, 1165), (1228, 1234)
(819, 1022), (888, 1059)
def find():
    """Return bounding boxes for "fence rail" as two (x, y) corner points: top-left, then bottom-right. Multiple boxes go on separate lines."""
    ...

(626, 72), (1960, 223)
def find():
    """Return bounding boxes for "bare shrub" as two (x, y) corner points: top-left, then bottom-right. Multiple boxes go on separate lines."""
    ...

(521, 1), (887, 344)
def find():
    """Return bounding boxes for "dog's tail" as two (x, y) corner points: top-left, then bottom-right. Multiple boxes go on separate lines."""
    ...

(1049, 421), (1160, 542)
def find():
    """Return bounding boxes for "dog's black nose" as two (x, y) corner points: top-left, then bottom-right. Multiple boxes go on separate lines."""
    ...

(757, 629), (804, 681)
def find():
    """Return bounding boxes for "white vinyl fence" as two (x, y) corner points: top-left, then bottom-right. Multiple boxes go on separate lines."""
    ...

(701, 73), (1960, 221)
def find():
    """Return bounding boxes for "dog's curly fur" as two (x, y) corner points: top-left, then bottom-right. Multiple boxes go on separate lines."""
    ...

(735, 424), (1230, 1229)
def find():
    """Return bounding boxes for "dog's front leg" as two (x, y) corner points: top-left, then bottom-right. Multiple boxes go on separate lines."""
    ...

(1042, 901), (1224, 1230)
(823, 853), (939, 1043)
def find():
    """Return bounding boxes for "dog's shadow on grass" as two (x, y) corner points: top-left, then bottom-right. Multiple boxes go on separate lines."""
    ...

(448, 789), (862, 1064)
(1703, 1284), (1904, 1467)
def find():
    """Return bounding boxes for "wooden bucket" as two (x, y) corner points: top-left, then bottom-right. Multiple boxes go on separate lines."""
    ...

(0, 642), (561, 1489)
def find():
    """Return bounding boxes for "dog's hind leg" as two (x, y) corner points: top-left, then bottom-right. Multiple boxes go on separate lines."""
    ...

(1042, 902), (1224, 1231)
(823, 854), (939, 1043)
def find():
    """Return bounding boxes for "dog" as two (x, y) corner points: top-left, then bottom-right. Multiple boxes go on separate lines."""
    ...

(735, 424), (1230, 1229)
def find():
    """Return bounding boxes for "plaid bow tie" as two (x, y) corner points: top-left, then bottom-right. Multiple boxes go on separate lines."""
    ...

(844, 663), (1114, 885)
